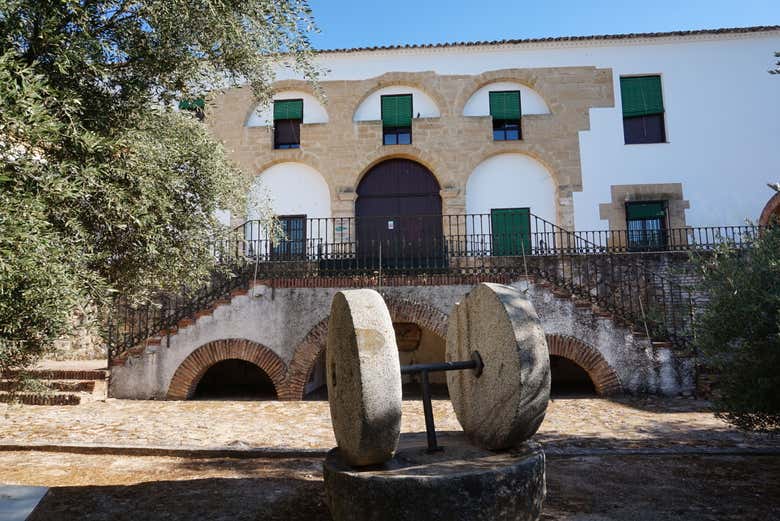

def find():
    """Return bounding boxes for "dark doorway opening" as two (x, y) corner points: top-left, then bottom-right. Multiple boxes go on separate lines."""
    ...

(550, 355), (596, 396)
(193, 359), (277, 400)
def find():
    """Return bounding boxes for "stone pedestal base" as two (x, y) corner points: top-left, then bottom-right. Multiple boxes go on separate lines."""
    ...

(323, 433), (545, 521)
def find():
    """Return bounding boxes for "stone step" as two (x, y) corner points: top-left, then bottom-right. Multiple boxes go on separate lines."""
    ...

(0, 369), (106, 381)
(0, 392), (81, 406)
(0, 380), (95, 393)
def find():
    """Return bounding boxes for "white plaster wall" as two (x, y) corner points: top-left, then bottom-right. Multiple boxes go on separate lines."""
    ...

(246, 90), (328, 126)
(463, 81), (550, 116)
(248, 162), (332, 220)
(109, 281), (693, 398)
(466, 153), (557, 224)
(353, 85), (440, 121)
(272, 31), (780, 228)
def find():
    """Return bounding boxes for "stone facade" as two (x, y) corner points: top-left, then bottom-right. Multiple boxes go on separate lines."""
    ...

(206, 67), (614, 228)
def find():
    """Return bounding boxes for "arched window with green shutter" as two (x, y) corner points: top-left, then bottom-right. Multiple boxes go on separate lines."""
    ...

(381, 94), (412, 145)
(489, 91), (521, 141)
(273, 99), (303, 149)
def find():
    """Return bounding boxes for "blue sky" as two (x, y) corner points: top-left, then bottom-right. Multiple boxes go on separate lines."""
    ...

(308, 0), (780, 50)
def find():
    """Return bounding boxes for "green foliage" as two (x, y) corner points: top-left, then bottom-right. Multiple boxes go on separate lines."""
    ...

(693, 225), (780, 432)
(0, 0), (318, 371)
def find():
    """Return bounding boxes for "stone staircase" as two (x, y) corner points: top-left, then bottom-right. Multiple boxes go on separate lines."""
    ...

(111, 273), (678, 369)
(0, 367), (108, 405)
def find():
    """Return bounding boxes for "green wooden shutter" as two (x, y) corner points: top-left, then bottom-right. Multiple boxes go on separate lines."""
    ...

(620, 76), (664, 118)
(381, 94), (412, 127)
(491, 208), (531, 256)
(273, 99), (303, 120)
(179, 98), (205, 111)
(489, 91), (521, 120)
(626, 202), (665, 220)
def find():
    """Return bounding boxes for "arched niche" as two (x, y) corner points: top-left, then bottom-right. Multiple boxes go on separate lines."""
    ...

(246, 91), (329, 126)
(354, 86), (441, 122)
(245, 163), (332, 256)
(465, 153), (557, 225)
(463, 82), (550, 117)
(248, 162), (332, 220)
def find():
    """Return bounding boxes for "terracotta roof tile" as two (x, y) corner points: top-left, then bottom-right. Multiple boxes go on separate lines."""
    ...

(316, 26), (780, 55)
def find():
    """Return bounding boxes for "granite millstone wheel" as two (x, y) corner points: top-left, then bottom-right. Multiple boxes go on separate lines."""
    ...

(326, 289), (403, 466)
(446, 283), (551, 450)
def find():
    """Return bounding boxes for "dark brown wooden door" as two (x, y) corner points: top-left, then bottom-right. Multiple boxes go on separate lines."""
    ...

(355, 159), (443, 267)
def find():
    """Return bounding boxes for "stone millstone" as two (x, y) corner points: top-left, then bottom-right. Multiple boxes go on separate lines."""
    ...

(324, 433), (546, 521)
(326, 289), (402, 466)
(446, 282), (550, 450)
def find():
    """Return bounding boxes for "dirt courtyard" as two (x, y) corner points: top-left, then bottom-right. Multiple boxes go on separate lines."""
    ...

(2, 396), (779, 520)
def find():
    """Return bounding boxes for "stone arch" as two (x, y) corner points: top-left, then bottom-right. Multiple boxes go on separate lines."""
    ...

(166, 339), (287, 400)
(545, 334), (622, 395)
(283, 297), (448, 400)
(454, 69), (553, 117)
(759, 192), (780, 226)
(465, 148), (559, 188)
(350, 72), (449, 119)
(353, 147), (445, 192)
(243, 80), (324, 126)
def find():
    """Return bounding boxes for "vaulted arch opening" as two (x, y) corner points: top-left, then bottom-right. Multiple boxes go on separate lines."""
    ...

(356, 158), (443, 268)
(193, 359), (277, 400)
(549, 355), (597, 396)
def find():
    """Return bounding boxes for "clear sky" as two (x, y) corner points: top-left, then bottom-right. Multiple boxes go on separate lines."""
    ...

(308, 0), (780, 50)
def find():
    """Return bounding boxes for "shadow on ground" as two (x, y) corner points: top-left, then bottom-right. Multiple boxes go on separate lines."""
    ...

(28, 476), (330, 521)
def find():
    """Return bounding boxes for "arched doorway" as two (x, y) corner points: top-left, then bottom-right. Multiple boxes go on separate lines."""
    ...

(194, 359), (277, 400)
(550, 355), (596, 396)
(356, 159), (444, 268)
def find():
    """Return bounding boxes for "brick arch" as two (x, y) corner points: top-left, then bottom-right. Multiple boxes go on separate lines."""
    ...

(283, 297), (448, 400)
(454, 69), (553, 117)
(759, 192), (780, 226)
(166, 339), (287, 400)
(546, 334), (622, 395)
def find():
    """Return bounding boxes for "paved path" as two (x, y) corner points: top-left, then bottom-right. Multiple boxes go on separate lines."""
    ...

(2, 397), (778, 454)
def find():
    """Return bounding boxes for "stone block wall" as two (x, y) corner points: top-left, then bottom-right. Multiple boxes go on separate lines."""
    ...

(206, 67), (615, 228)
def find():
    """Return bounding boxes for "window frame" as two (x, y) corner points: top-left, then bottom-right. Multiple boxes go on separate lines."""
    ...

(625, 200), (668, 251)
(271, 214), (308, 260)
(620, 75), (668, 145)
(273, 98), (304, 150)
(381, 93), (413, 146)
(489, 90), (522, 141)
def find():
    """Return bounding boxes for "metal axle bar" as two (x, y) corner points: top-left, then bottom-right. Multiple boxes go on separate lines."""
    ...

(399, 351), (483, 453)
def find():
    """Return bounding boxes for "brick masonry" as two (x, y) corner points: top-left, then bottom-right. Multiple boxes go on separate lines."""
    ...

(546, 334), (622, 395)
(207, 67), (614, 228)
(759, 192), (780, 225)
(166, 339), (287, 400)
(282, 296), (449, 400)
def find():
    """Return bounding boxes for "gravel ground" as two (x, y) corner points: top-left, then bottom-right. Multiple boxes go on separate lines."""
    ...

(2, 396), (778, 453)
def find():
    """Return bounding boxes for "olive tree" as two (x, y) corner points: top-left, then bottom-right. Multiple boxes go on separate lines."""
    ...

(0, 0), (318, 371)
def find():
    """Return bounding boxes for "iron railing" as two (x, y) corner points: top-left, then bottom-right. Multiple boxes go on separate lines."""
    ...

(107, 215), (763, 360)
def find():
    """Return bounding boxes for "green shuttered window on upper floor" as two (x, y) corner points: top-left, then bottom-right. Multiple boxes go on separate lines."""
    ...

(620, 76), (664, 118)
(620, 76), (666, 144)
(489, 91), (521, 120)
(381, 94), (413, 128)
(273, 99), (304, 121)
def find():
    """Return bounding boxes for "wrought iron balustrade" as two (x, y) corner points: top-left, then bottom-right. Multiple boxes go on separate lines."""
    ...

(107, 214), (765, 361)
